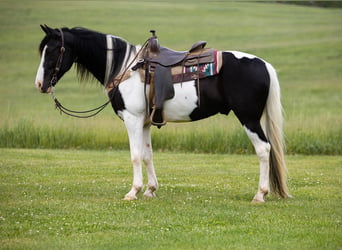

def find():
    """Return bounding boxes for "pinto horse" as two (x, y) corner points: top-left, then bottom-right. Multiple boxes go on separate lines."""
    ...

(35, 25), (290, 203)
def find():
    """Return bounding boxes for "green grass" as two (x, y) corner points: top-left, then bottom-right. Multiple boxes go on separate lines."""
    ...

(2, 118), (341, 154)
(1, 3), (341, 248)
(0, 1), (341, 154)
(0, 148), (341, 249)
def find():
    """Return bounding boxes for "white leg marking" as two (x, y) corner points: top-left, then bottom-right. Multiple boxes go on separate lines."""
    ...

(244, 126), (271, 203)
(142, 126), (158, 198)
(122, 110), (145, 200)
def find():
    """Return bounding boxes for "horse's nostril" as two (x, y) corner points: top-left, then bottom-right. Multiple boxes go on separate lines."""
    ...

(36, 82), (46, 93)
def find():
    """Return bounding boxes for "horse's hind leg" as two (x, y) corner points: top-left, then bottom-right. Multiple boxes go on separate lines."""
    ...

(142, 126), (158, 198)
(244, 122), (271, 203)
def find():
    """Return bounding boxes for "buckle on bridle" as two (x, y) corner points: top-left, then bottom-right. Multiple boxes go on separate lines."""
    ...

(50, 74), (58, 86)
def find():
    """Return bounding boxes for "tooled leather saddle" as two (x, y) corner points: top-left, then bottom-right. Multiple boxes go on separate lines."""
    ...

(132, 30), (222, 128)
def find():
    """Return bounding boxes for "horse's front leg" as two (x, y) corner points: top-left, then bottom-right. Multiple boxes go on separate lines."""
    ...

(142, 126), (158, 198)
(122, 111), (145, 200)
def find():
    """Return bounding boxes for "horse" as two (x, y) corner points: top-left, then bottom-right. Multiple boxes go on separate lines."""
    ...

(35, 25), (290, 203)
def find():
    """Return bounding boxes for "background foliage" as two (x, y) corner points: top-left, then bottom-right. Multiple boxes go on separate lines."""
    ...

(0, 1), (341, 154)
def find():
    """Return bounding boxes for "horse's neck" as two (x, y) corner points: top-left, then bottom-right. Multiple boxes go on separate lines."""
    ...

(118, 44), (138, 75)
(71, 29), (138, 86)
(104, 36), (135, 85)
(74, 34), (107, 84)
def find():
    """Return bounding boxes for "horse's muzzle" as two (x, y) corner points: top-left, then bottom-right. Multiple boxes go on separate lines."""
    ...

(36, 81), (51, 93)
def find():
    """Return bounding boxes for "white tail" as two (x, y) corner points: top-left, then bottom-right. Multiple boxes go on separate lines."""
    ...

(263, 63), (290, 198)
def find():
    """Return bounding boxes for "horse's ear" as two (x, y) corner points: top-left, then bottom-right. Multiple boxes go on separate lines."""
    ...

(40, 24), (53, 35)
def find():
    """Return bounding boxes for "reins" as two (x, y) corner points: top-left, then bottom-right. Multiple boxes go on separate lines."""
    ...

(51, 90), (112, 118)
(50, 29), (149, 118)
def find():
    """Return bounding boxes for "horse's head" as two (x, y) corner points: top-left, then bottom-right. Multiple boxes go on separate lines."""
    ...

(35, 25), (74, 93)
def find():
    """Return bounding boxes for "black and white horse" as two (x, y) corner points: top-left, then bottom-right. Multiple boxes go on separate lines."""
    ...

(35, 25), (290, 202)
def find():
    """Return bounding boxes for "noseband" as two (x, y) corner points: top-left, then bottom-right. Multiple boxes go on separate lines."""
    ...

(50, 28), (65, 87)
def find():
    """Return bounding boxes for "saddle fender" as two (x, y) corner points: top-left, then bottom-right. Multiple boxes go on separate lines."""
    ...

(151, 65), (175, 127)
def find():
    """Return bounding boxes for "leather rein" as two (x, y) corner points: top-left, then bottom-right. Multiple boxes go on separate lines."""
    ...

(49, 29), (147, 118)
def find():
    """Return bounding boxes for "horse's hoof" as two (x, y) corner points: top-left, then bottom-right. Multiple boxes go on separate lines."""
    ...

(123, 195), (137, 201)
(143, 191), (157, 198)
(251, 198), (265, 204)
(286, 193), (293, 199)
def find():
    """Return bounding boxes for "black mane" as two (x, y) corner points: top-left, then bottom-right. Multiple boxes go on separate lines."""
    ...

(39, 27), (129, 84)
(69, 27), (107, 83)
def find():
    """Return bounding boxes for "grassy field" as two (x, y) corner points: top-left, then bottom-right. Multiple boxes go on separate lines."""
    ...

(0, 1), (341, 249)
(0, 1), (341, 154)
(0, 148), (341, 249)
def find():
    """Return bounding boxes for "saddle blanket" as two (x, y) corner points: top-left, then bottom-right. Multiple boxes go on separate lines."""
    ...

(170, 50), (222, 83)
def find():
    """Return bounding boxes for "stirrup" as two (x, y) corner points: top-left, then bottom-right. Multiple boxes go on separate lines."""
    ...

(150, 108), (167, 128)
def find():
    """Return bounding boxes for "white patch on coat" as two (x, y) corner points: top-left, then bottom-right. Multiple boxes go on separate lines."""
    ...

(227, 51), (257, 60)
(244, 126), (270, 160)
(164, 80), (198, 122)
(118, 72), (198, 122)
(118, 71), (146, 116)
(35, 45), (47, 89)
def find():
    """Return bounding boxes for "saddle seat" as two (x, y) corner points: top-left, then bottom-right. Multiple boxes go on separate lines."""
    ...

(150, 41), (207, 67)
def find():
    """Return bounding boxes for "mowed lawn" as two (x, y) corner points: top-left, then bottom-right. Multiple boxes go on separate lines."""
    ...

(0, 1), (342, 249)
(0, 148), (341, 249)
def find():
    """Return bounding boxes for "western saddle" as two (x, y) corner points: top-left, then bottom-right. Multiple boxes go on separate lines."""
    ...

(132, 30), (221, 128)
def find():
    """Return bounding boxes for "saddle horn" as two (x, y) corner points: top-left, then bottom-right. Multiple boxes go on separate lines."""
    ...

(149, 30), (160, 54)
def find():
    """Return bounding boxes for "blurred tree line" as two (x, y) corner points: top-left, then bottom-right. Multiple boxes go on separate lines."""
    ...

(276, 1), (342, 8)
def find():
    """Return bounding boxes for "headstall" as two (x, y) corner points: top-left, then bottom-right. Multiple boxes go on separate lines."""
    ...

(49, 28), (65, 87)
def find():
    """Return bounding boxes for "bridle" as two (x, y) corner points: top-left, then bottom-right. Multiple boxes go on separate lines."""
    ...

(49, 28), (65, 87)
(49, 28), (114, 118)
(49, 29), (149, 118)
